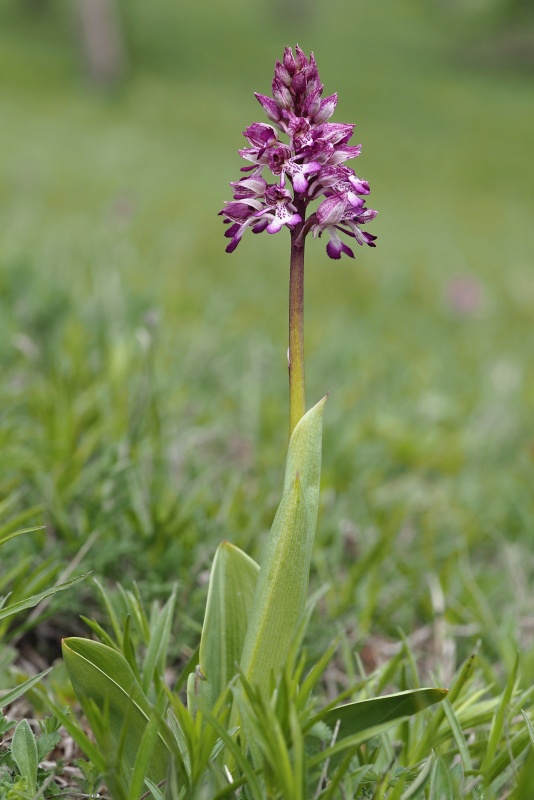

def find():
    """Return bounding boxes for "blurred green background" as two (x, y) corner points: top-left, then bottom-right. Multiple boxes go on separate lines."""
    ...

(1, 0), (534, 675)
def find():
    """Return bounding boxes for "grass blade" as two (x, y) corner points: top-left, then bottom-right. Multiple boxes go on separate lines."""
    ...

(0, 573), (90, 622)
(0, 669), (52, 709)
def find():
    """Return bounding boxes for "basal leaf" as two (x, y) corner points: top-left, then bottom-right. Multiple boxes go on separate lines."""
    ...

(239, 398), (326, 703)
(239, 475), (308, 701)
(308, 688), (447, 766)
(62, 637), (172, 787)
(196, 541), (259, 712)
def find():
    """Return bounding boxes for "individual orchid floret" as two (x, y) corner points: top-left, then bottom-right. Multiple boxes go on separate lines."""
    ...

(313, 93), (338, 125)
(220, 45), (377, 260)
(310, 196), (377, 259)
(220, 182), (301, 253)
(254, 185), (302, 234)
(254, 93), (283, 124)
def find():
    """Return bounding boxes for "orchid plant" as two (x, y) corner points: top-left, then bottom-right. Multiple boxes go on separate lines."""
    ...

(60, 47), (446, 798)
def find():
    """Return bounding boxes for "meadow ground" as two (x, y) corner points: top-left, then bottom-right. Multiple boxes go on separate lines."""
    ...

(1, 0), (534, 795)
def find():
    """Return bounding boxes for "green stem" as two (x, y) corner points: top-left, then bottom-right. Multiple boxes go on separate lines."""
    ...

(289, 219), (306, 436)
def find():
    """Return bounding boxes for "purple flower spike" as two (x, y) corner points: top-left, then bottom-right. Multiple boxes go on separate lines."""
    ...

(220, 45), (377, 259)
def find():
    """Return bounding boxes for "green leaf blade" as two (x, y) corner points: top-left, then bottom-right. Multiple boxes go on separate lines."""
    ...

(197, 541), (259, 711)
(11, 719), (38, 795)
(239, 474), (308, 700)
(62, 637), (171, 788)
(239, 397), (326, 702)
(308, 688), (447, 767)
(283, 394), (327, 534)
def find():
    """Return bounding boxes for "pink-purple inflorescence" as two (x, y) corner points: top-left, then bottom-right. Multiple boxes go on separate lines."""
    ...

(219, 45), (377, 260)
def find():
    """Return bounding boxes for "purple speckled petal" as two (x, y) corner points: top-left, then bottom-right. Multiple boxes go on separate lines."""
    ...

(349, 176), (370, 195)
(244, 123), (279, 147)
(346, 193), (365, 209)
(316, 123), (355, 145)
(316, 195), (346, 225)
(252, 218), (270, 233)
(303, 88), (322, 120)
(327, 144), (362, 165)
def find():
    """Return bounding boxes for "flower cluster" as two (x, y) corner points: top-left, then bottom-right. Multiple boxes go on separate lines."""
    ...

(220, 46), (377, 260)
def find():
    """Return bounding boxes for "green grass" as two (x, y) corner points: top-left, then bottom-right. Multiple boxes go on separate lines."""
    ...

(1, 0), (534, 793)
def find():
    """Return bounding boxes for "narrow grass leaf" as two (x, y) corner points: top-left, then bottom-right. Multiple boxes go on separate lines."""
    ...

(428, 755), (453, 800)
(521, 709), (534, 746)
(127, 693), (168, 800)
(441, 698), (473, 772)
(0, 502), (45, 539)
(119, 585), (150, 644)
(317, 747), (360, 800)
(400, 753), (435, 799)
(94, 578), (123, 645)
(482, 652), (519, 774)
(412, 648), (477, 762)
(143, 778), (167, 800)
(487, 726), (530, 785)
(121, 614), (141, 679)
(141, 586), (177, 693)
(37, 693), (106, 770)
(0, 573), (90, 621)
(200, 705), (264, 800)
(0, 669), (52, 709)
(173, 644), (199, 694)
(447, 649), (479, 706)
(289, 704), (304, 800)
(79, 615), (117, 649)
(211, 774), (248, 800)
(166, 706), (192, 781)
(0, 526), (44, 548)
